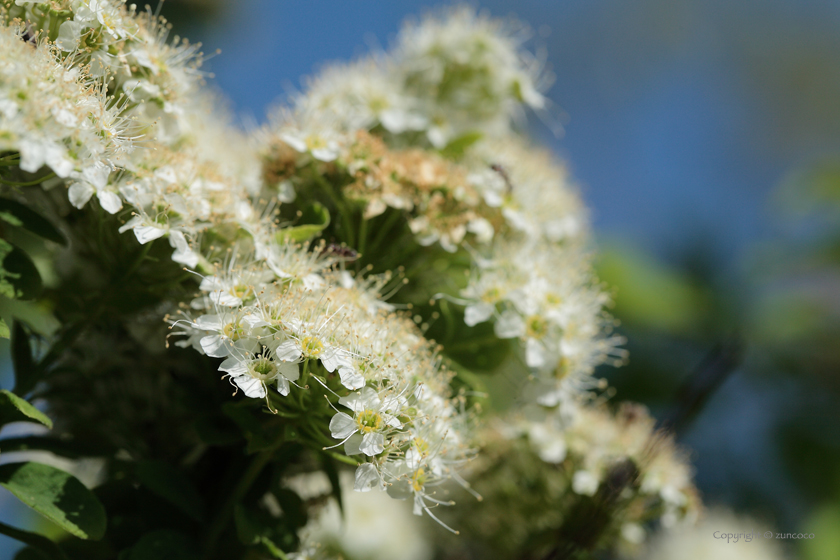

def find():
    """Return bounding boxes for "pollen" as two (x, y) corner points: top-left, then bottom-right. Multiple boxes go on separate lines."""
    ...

(357, 409), (383, 433)
(413, 437), (430, 455)
(301, 335), (324, 358)
(481, 287), (501, 303)
(223, 321), (244, 341)
(230, 283), (253, 301)
(412, 468), (427, 492)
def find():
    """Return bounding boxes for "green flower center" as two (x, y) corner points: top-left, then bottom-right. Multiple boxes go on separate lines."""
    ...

(230, 284), (253, 301)
(223, 321), (244, 341)
(526, 315), (548, 339)
(413, 437), (430, 455)
(249, 357), (278, 380)
(357, 409), (383, 433)
(554, 357), (570, 380)
(412, 468), (427, 492)
(301, 336), (324, 358)
(481, 287), (501, 303)
(306, 136), (327, 150)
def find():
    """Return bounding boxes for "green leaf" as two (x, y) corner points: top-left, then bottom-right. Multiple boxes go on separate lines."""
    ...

(0, 239), (15, 299)
(0, 317), (9, 339)
(0, 462), (106, 540)
(439, 131), (483, 159)
(0, 521), (68, 560)
(120, 530), (199, 560)
(135, 461), (205, 522)
(0, 199), (66, 245)
(275, 202), (330, 243)
(596, 243), (705, 333)
(11, 321), (38, 396)
(0, 390), (52, 428)
(3, 245), (42, 300)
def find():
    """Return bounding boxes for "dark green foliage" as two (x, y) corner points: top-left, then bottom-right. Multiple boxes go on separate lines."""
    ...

(0, 389), (52, 428)
(135, 461), (206, 522)
(0, 462), (107, 540)
(3, 522), (69, 560)
(0, 198), (66, 245)
(11, 321), (38, 395)
(276, 202), (330, 243)
(119, 530), (200, 560)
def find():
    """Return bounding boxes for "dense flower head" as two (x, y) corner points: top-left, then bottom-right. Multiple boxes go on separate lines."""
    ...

(171, 253), (474, 523)
(0, 21), (136, 209)
(4, 0), (206, 139)
(519, 402), (700, 531)
(0, 1), (703, 554)
(427, 402), (700, 558)
(3, 3), (477, 519)
(262, 7), (623, 413)
(284, 6), (551, 147)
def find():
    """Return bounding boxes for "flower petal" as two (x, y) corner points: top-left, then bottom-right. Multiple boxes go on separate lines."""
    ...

(277, 361), (300, 382)
(344, 433), (363, 456)
(200, 335), (229, 358)
(338, 366), (365, 390)
(329, 412), (356, 440)
(353, 463), (381, 492)
(360, 432), (385, 456)
(464, 303), (494, 326)
(276, 376), (290, 396)
(274, 340), (302, 362)
(233, 375), (266, 399)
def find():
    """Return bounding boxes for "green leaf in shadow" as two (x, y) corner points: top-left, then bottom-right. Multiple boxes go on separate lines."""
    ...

(0, 390), (52, 429)
(0, 199), (65, 245)
(0, 462), (106, 540)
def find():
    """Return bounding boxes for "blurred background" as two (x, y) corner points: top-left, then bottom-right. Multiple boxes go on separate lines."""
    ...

(3, 1), (840, 558)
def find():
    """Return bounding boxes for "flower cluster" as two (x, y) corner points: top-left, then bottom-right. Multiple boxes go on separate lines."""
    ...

(521, 402), (700, 533)
(428, 402), (700, 559)
(4, 0), (205, 140)
(263, 8), (623, 411)
(284, 6), (550, 147)
(1, 2), (703, 556)
(0, 21), (135, 210)
(3, 1), (475, 522)
(173, 261), (473, 529)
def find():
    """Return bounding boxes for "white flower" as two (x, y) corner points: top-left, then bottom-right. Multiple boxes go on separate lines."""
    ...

(572, 470), (599, 496)
(279, 128), (341, 162)
(329, 387), (403, 456)
(69, 163), (121, 213)
(279, 322), (359, 389)
(219, 352), (300, 398)
(168, 231), (200, 268)
(193, 312), (265, 358)
(18, 139), (73, 178)
(118, 216), (167, 243)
